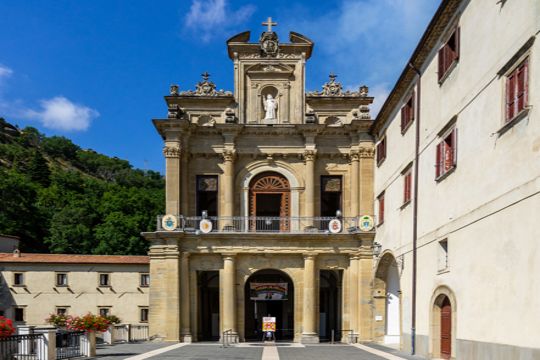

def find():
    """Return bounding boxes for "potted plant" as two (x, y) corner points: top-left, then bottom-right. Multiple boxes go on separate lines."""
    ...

(0, 316), (15, 338)
(66, 313), (110, 332)
(45, 313), (70, 328)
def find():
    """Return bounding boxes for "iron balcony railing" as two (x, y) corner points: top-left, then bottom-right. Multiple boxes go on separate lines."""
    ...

(157, 215), (376, 234)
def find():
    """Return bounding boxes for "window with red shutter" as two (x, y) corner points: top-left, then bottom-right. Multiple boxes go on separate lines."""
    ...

(436, 128), (457, 180)
(401, 92), (415, 133)
(505, 58), (529, 123)
(376, 136), (387, 166)
(438, 27), (460, 83)
(378, 192), (385, 225)
(403, 169), (412, 205)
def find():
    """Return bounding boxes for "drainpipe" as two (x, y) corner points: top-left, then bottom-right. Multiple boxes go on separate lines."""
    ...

(408, 62), (421, 356)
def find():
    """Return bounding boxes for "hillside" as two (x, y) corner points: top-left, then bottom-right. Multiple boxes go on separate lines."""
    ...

(0, 118), (164, 255)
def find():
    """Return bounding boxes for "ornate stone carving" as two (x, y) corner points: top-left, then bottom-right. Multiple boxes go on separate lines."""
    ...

(177, 72), (232, 97)
(259, 17), (279, 57)
(350, 150), (360, 162)
(305, 110), (317, 124)
(303, 149), (317, 161)
(163, 144), (181, 158)
(359, 147), (375, 158)
(359, 85), (369, 97)
(222, 149), (237, 162)
(225, 108), (237, 123)
(263, 64), (282, 72)
(170, 84), (179, 96)
(307, 75), (370, 98)
(167, 104), (185, 119)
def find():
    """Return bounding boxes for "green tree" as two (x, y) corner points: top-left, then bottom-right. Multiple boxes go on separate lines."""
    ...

(41, 136), (80, 160)
(28, 151), (51, 187)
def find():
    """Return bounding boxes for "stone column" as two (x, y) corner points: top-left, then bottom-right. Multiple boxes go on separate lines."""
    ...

(301, 253), (319, 343)
(163, 140), (181, 215)
(180, 252), (192, 342)
(350, 150), (360, 217)
(222, 254), (238, 342)
(359, 146), (375, 215)
(222, 150), (236, 228)
(304, 150), (316, 218)
(349, 254), (360, 342)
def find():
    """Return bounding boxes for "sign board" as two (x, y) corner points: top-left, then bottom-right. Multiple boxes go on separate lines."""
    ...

(262, 317), (276, 332)
(250, 282), (288, 300)
(199, 219), (213, 233)
(328, 219), (342, 233)
(359, 215), (374, 232)
(161, 215), (178, 231)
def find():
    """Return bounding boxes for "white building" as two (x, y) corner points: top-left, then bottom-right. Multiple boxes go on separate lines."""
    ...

(371, 0), (540, 359)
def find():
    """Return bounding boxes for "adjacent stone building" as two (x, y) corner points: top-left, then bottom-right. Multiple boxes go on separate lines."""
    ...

(143, 21), (377, 343)
(0, 252), (150, 326)
(371, 0), (540, 359)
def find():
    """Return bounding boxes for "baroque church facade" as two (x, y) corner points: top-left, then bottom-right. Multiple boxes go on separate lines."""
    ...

(143, 21), (377, 343)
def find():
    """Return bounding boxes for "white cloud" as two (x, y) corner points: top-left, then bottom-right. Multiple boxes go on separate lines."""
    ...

(184, 0), (255, 42)
(25, 96), (99, 132)
(0, 64), (13, 80)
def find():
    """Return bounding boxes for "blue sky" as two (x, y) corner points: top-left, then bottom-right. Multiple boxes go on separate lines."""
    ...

(0, 0), (439, 173)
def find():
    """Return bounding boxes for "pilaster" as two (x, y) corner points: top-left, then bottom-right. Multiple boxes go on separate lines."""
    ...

(163, 137), (182, 215)
(180, 252), (192, 342)
(301, 253), (319, 343)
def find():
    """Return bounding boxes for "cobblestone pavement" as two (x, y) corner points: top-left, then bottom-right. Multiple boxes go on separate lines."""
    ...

(95, 342), (425, 360)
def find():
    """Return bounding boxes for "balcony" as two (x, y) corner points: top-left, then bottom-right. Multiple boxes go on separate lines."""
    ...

(156, 216), (375, 234)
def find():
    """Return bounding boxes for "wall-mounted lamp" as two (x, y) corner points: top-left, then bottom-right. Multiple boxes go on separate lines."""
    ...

(202, 210), (208, 219)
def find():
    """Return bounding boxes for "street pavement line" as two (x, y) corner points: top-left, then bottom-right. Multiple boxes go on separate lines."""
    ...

(352, 344), (407, 360)
(125, 343), (188, 360)
(262, 344), (280, 360)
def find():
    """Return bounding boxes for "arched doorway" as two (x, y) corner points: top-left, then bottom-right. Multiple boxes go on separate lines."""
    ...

(244, 269), (294, 341)
(373, 253), (401, 344)
(430, 287), (456, 359)
(249, 172), (290, 231)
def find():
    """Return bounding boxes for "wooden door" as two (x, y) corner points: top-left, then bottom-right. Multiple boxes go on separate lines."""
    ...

(440, 297), (452, 359)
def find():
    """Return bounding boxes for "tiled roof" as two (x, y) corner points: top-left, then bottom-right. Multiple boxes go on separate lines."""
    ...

(0, 252), (149, 264)
(0, 234), (20, 240)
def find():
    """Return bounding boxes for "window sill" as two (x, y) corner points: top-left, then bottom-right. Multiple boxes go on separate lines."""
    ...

(437, 268), (450, 275)
(438, 60), (458, 85)
(400, 200), (411, 210)
(497, 108), (530, 136)
(435, 166), (456, 183)
(401, 121), (414, 135)
(12, 284), (26, 287)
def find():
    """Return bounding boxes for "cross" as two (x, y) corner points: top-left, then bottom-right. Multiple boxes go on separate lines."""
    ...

(262, 17), (277, 32)
(201, 72), (210, 81)
(329, 72), (337, 82)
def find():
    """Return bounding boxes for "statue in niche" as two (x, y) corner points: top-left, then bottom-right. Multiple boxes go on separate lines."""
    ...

(263, 94), (278, 120)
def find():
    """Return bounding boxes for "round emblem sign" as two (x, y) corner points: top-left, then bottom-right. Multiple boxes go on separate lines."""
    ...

(358, 215), (374, 232)
(161, 215), (178, 231)
(199, 219), (213, 234)
(328, 219), (342, 234)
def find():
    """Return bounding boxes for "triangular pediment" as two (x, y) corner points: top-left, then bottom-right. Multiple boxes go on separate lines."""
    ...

(245, 63), (295, 74)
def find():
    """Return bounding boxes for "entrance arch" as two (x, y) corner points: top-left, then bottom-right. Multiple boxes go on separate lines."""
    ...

(430, 286), (456, 359)
(373, 252), (401, 344)
(244, 269), (294, 341)
(249, 172), (290, 231)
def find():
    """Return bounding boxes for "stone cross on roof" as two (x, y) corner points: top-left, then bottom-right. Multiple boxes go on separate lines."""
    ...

(262, 17), (277, 32)
(201, 72), (210, 81)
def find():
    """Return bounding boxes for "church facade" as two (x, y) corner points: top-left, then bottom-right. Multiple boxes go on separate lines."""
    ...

(142, 22), (377, 343)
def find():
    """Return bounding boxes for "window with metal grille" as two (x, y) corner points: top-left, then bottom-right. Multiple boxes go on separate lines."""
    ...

(99, 307), (111, 317)
(196, 175), (218, 217)
(13, 273), (24, 286)
(56, 273), (68, 286)
(140, 308), (149, 322)
(140, 274), (150, 287)
(506, 58), (529, 122)
(99, 273), (110, 287)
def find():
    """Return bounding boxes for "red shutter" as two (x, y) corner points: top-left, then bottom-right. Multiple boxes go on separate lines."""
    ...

(411, 91), (416, 121)
(455, 27), (460, 61)
(506, 74), (516, 121)
(438, 47), (445, 81)
(452, 128), (458, 167)
(524, 59), (529, 109)
(382, 138), (386, 161)
(436, 142), (443, 178)
(444, 138), (453, 172)
(378, 194), (385, 224)
(401, 106), (406, 131)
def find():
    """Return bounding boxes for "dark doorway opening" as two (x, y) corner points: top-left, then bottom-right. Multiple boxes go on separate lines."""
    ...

(255, 194), (281, 231)
(198, 271), (220, 341)
(244, 269), (294, 341)
(319, 270), (342, 342)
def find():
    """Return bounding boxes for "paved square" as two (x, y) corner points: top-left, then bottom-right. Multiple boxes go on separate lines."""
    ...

(278, 345), (387, 360)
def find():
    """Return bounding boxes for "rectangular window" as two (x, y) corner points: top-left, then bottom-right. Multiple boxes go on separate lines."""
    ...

(56, 273), (68, 287)
(140, 308), (149, 323)
(0, 310), (4, 317)
(14, 308), (24, 322)
(13, 273), (24, 286)
(438, 239), (449, 271)
(140, 274), (150, 287)
(403, 168), (412, 205)
(376, 136), (387, 166)
(377, 192), (385, 225)
(506, 58), (529, 122)
(438, 27), (460, 82)
(56, 307), (68, 316)
(436, 128), (458, 180)
(401, 92), (415, 133)
(320, 176), (342, 217)
(99, 273), (110, 287)
(196, 175), (218, 217)
(99, 307), (111, 317)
